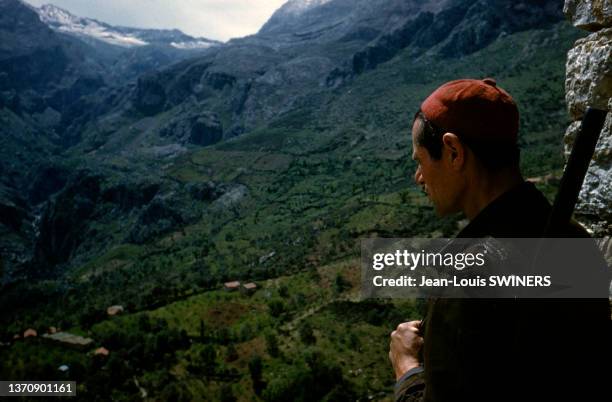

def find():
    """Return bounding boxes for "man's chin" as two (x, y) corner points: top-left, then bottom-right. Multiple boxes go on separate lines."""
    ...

(433, 204), (456, 217)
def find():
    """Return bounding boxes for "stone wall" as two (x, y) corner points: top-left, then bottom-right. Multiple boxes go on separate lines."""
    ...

(564, 0), (612, 235)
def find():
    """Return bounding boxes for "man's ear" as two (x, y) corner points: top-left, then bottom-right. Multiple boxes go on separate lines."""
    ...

(442, 133), (465, 169)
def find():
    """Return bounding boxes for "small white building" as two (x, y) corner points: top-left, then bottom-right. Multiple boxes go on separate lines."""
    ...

(241, 282), (258, 294)
(23, 328), (37, 338)
(224, 281), (241, 291)
(94, 347), (110, 357)
(107, 305), (124, 316)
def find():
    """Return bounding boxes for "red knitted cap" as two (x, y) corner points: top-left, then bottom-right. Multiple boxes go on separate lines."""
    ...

(420, 78), (519, 144)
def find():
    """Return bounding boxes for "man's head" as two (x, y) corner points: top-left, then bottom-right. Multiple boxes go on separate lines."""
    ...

(411, 78), (522, 217)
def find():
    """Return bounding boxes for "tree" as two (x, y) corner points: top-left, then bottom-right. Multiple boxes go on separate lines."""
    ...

(106, 354), (130, 386)
(334, 273), (351, 294)
(248, 355), (265, 395)
(225, 343), (238, 362)
(216, 326), (231, 345)
(248, 355), (263, 381)
(347, 331), (361, 351)
(238, 322), (253, 341)
(200, 319), (206, 342)
(265, 332), (280, 357)
(278, 284), (289, 298)
(268, 299), (285, 317)
(138, 314), (151, 332)
(219, 384), (236, 402)
(291, 292), (306, 310)
(299, 322), (316, 345)
(79, 307), (104, 329)
(161, 382), (192, 402)
(200, 344), (216, 374)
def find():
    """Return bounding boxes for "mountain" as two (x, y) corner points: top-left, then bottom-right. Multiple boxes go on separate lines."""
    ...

(35, 3), (221, 49)
(89, 0), (566, 144)
(30, 3), (222, 82)
(0, 0), (222, 283)
(0, 0), (227, 144)
(0, 0), (106, 93)
(0, 0), (586, 399)
(0, 0), (220, 124)
(258, 0), (447, 43)
(0, 0), (109, 175)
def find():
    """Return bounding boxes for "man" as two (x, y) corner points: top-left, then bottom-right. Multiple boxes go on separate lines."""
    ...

(389, 78), (610, 401)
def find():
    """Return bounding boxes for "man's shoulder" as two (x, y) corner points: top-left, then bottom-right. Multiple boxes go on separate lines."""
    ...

(460, 181), (594, 238)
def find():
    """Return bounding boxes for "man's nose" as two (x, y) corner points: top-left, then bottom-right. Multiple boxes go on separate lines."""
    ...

(414, 168), (424, 185)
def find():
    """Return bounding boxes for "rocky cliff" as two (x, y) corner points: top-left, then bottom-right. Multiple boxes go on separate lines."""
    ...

(564, 0), (612, 235)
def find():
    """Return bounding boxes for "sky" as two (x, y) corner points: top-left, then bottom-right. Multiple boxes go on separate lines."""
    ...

(24, 0), (288, 42)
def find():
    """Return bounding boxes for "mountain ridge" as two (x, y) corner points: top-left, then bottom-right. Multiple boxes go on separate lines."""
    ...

(34, 3), (222, 49)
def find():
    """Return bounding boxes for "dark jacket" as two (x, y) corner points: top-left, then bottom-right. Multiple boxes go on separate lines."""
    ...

(395, 181), (611, 402)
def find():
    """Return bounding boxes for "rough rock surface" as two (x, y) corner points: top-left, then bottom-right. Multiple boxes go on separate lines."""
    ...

(127, 194), (187, 244)
(159, 110), (223, 146)
(34, 174), (102, 266)
(134, 74), (167, 116)
(565, 28), (612, 119)
(186, 181), (219, 201)
(574, 106), (612, 226)
(564, 1), (612, 235)
(212, 184), (248, 210)
(564, 0), (612, 31)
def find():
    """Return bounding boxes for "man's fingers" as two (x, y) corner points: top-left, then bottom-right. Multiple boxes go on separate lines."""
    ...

(390, 323), (424, 349)
(397, 320), (421, 328)
(396, 320), (422, 332)
(415, 336), (424, 347)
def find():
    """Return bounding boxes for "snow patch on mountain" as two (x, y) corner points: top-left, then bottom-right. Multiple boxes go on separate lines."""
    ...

(36, 4), (148, 47)
(282, 0), (333, 15)
(34, 3), (220, 49)
(170, 40), (215, 50)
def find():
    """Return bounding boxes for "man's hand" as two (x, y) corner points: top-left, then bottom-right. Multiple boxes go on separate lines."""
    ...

(389, 321), (423, 380)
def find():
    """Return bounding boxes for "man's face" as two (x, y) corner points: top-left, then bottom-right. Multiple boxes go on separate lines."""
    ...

(411, 119), (462, 216)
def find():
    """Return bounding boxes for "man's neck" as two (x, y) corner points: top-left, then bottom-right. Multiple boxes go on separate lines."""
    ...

(463, 169), (524, 221)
